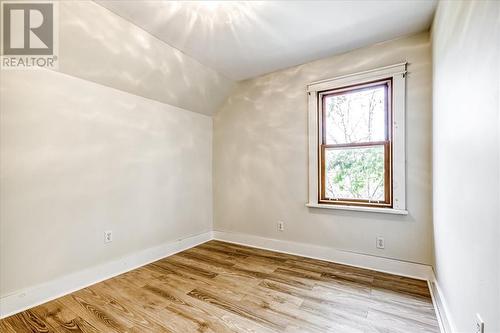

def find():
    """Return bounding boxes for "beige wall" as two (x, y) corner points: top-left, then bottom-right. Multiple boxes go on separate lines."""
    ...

(0, 69), (213, 297)
(432, 1), (500, 332)
(0, 0), (218, 297)
(58, 1), (234, 116)
(214, 32), (434, 264)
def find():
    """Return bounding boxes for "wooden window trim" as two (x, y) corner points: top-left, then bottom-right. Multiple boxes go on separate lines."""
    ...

(318, 78), (393, 208)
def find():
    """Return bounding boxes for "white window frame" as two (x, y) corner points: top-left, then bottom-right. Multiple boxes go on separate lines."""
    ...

(306, 63), (408, 215)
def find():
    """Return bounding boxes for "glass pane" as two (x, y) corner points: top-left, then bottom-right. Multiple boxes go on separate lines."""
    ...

(324, 145), (385, 201)
(324, 85), (386, 144)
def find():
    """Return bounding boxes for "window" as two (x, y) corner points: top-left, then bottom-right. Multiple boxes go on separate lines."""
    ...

(306, 63), (407, 214)
(320, 79), (392, 207)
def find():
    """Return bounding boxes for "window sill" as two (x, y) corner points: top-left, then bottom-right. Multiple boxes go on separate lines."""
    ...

(306, 203), (408, 215)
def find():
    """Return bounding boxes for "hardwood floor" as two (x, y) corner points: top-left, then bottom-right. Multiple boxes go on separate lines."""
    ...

(0, 241), (440, 333)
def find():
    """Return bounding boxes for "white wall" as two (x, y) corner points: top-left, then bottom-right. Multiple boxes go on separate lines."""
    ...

(59, 1), (234, 116)
(432, 1), (500, 332)
(213, 32), (434, 265)
(0, 0), (217, 298)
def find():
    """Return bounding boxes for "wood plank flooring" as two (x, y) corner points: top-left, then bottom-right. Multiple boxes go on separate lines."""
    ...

(0, 240), (440, 333)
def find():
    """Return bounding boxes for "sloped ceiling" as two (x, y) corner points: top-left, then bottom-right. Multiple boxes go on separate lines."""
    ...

(96, 0), (437, 80)
(58, 1), (436, 115)
(57, 1), (234, 116)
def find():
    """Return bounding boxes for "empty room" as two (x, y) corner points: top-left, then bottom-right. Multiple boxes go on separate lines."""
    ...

(0, 0), (499, 332)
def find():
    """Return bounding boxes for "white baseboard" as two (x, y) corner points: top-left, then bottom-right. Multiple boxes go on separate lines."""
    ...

(428, 279), (455, 333)
(0, 231), (212, 319)
(212, 230), (434, 281)
(2, 228), (450, 333)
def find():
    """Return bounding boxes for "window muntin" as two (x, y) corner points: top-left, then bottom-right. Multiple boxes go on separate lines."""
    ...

(319, 79), (392, 207)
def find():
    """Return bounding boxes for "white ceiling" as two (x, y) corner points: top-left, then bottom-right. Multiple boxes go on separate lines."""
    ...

(96, 0), (437, 81)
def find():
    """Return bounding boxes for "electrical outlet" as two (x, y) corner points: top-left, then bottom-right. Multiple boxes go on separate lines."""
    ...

(475, 314), (484, 333)
(104, 230), (113, 243)
(376, 236), (385, 249)
(277, 221), (285, 232)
